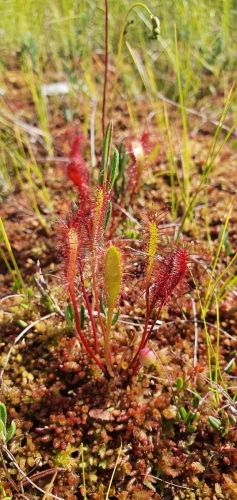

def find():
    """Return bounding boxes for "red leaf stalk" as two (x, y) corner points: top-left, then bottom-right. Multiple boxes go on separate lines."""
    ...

(131, 245), (188, 375)
(80, 272), (99, 354)
(68, 282), (105, 374)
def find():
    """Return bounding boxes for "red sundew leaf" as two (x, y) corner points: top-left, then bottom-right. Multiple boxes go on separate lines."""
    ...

(141, 209), (169, 284)
(140, 131), (149, 150)
(91, 185), (111, 247)
(149, 246), (188, 311)
(56, 202), (91, 288)
(66, 136), (89, 199)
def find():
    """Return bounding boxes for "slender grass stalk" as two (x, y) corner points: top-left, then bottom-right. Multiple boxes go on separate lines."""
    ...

(104, 443), (122, 500)
(22, 57), (52, 154)
(0, 146), (11, 195)
(125, 42), (154, 102)
(23, 134), (52, 209)
(42, 470), (58, 500)
(163, 105), (180, 219)
(208, 251), (237, 306)
(213, 297), (221, 396)
(191, 272), (213, 383)
(0, 248), (18, 287)
(216, 265), (237, 302)
(174, 23), (190, 217)
(222, 0), (231, 54)
(177, 87), (237, 236)
(102, 0), (109, 135)
(203, 196), (235, 315)
(13, 126), (52, 217)
(80, 443), (87, 500)
(0, 218), (26, 294)
(4, 148), (48, 230)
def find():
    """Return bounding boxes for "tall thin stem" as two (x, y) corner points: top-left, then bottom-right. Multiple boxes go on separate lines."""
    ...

(102, 0), (109, 135)
(80, 273), (99, 354)
(130, 301), (164, 377)
(91, 257), (106, 338)
(111, 3), (159, 116)
(104, 306), (114, 378)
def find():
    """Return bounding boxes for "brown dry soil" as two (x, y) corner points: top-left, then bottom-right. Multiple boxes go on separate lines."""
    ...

(0, 68), (237, 500)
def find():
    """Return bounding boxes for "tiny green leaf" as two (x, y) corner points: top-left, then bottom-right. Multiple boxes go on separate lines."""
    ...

(229, 414), (236, 424)
(109, 148), (119, 189)
(208, 416), (221, 430)
(178, 407), (187, 421)
(100, 296), (107, 316)
(221, 427), (229, 438)
(184, 410), (194, 425)
(103, 201), (112, 231)
(190, 411), (199, 423)
(80, 305), (85, 330)
(101, 121), (113, 185)
(99, 460), (107, 470)
(0, 419), (6, 438)
(112, 309), (120, 326)
(192, 395), (200, 409)
(64, 303), (75, 325)
(17, 320), (27, 328)
(186, 424), (196, 433)
(6, 421), (16, 442)
(176, 377), (183, 390)
(0, 402), (7, 428)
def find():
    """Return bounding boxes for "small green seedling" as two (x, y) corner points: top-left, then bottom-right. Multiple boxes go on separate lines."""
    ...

(0, 403), (16, 444)
(178, 406), (199, 432)
(208, 415), (222, 431)
(176, 377), (184, 390)
(0, 482), (12, 500)
(64, 303), (75, 326)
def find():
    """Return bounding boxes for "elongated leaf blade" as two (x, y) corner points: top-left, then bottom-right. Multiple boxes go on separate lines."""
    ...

(0, 402), (7, 428)
(6, 421), (16, 442)
(101, 121), (113, 185)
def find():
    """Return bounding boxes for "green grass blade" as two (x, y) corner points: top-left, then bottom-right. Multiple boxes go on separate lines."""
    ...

(0, 217), (26, 294)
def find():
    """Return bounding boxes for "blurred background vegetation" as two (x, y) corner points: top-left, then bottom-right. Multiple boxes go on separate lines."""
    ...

(0, 0), (236, 109)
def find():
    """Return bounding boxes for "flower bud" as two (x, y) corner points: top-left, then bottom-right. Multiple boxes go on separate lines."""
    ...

(139, 348), (156, 367)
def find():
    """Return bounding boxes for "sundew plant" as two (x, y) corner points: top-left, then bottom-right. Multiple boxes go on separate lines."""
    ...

(57, 123), (198, 379)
